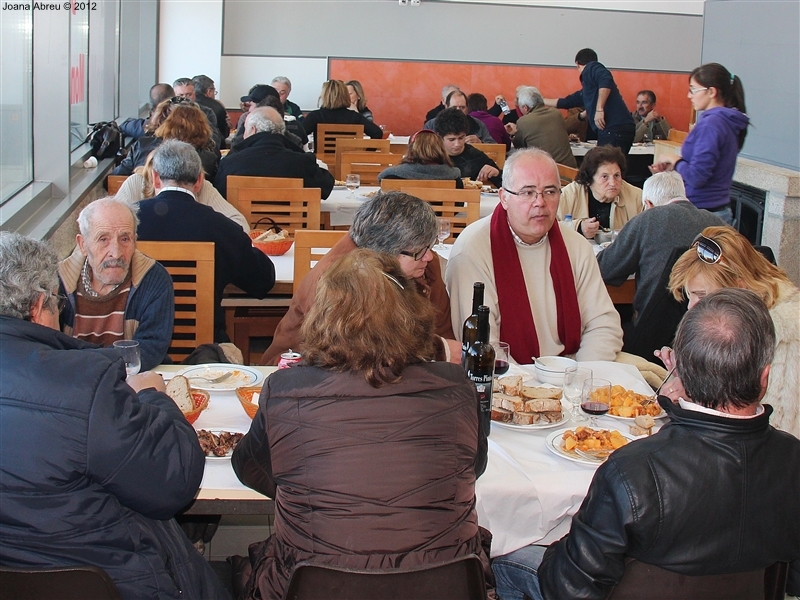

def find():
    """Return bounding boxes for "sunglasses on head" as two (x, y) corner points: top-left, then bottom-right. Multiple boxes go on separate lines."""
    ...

(692, 234), (723, 264)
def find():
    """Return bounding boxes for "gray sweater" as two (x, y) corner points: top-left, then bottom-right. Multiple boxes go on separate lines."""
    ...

(377, 162), (462, 182)
(597, 199), (725, 320)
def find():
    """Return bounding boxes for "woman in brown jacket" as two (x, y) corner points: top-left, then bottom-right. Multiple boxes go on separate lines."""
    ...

(232, 249), (491, 600)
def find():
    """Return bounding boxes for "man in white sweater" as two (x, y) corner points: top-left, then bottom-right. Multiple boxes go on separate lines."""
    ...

(445, 148), (622, 363)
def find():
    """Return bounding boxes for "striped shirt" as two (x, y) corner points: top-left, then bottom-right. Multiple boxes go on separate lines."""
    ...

(72, 270), (132, 348)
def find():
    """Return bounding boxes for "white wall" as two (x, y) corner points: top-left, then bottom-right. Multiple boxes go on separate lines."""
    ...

(158, 0), (223, 90)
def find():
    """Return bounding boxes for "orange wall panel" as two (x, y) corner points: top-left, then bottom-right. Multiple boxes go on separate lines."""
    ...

(330, 59), (691, 137)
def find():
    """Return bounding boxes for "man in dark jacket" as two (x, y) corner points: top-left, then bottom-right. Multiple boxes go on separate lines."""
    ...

(193, 74), (232, 145)
(215, 107), (333, 199)
(119, 82), (174, 140)
(492, 288), (800, 600)
(0, 232), (230, 600)
(138, 139), (275, 342)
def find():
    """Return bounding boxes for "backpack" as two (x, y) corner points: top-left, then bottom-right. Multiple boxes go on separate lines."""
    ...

(85, 121), (124, 160)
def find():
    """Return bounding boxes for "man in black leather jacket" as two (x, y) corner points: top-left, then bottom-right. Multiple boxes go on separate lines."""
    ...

(492, 288), (800, 600)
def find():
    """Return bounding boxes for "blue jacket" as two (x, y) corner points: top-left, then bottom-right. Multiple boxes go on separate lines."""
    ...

(59, 248), (174, 371)
(557, 61), (634, 133)
(0, 316), (229, 600)
(675, 106), (749, 210)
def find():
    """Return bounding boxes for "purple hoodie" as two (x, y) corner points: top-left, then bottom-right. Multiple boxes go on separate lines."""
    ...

(469, 110), (512, 149)
(675, 106), (749, 210)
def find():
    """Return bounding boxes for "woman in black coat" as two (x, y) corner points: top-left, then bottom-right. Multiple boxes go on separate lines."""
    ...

(303, 79), (383, 141)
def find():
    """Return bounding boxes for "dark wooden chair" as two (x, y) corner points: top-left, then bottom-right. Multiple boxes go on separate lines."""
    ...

(0, 565), (122, 600)
(282, 555), (486, 600)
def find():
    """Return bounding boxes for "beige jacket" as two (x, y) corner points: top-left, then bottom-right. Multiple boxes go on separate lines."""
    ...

(766, 281), (800, 438)
(558, 180), (643, 234)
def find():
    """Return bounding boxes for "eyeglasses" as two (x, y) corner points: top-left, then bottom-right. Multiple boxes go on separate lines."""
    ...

(689, 86), (709, 96)
(692, 234), (723, 264)
(48, 293), (67, 314)
(170, 96), (192, 104)
(504, 187), (561, 202)
(399, 244), (432, 261)
(381, 272), (405, 290)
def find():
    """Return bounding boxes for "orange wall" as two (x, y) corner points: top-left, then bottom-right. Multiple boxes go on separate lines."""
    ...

(330, 59), (692, 137)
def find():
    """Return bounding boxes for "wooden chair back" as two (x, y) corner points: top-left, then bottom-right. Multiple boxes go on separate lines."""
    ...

(471, 143), (506, 168)
(315, 123), (364, 171)
(380, 179), (456, 191)
(0, 565), (122, 600)
(399, 187), (481, 241)
(134, 241), (215, 363)
(293, 230), (348, 293)
(238, 187), (321, 234)
(334, 138), (390, 180)
(557, 163), (579, 186)
(667, 129), (688, 143)
(283, 555), (486, 600)
(226, 175), (303, 213)
(106, 175), (129, 195)
(338, 152), (402, 186)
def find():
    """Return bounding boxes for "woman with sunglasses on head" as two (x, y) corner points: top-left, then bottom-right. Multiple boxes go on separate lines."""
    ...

(377, 129), (464, 187)
(650, 63), (748, 225)
(657, 225), (799, 438)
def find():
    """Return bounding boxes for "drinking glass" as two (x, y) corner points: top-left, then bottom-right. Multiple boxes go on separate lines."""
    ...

(436, 218), (451, 248)
(492, 342), (510, 378)
(581, 378), (612, 427)
(113, 340), (141, 377)
(563, 366), (592, 422)
(345, 174), (360, 199)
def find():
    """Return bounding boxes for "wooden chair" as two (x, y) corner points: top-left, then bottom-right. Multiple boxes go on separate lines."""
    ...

(0, 566), (122, 600)
(238, 187), (321, 234)
(380, 179), (456, 191)
(226, 175), (303, 213)
(399, 187), (481, 241)
(334, 138), (390, 180)
(557, 163), (579, 186)
(607, 559), (788, 600)
(338, 152), (402, 186)
(293, 230), (347, 293)
(283, 555), (486, 600)
(472, 143), (506, 168)
(315, 123), (364, 171)
(106, 175), (129, 195)
(667, 129), (688, 143)
(136, 241), (215, 363)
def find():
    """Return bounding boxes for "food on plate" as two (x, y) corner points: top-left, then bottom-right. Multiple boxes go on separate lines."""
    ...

(492, 381), (563, 425)
(165, 375), (193, 412)
(361, 190), (378, 198)
(482, 185), (499, 194)
(630, 414), (656, 437)
(196, 429), (244, 457)
(561, 426), (628, 454)
(253, 229), (289, 243)
(607, 385), (661, 418)
(334, 180), (346, 186)
(462, 178), (483, 189)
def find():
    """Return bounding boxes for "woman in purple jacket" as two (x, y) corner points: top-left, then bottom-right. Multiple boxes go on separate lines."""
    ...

(651, 63), (748, 225)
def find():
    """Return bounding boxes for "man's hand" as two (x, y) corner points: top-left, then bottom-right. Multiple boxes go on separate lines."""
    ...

(648, 153), (680, 174)
(477, 165), (500, 183)
(127, 371), (166, 393)
(580, 217), (600, 239)
(644, 109), (661, 124)
(505, 122), (517, 136)
(594, 110), (606, 130)
(465, 134), (481, 145)
(495, 95), (506, 106)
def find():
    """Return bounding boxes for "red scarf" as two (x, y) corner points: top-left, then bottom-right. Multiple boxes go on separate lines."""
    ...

(490, 205), (581, 363)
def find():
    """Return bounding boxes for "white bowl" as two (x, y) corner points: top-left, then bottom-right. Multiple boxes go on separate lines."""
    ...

(533, 356), (578, 386)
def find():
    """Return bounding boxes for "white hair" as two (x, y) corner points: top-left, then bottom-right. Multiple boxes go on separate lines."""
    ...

(245, 107), (286, 135)
(78, 197), (139, 238)
(271, 76), (291, 91)
(642, 171), (687, 208)
(515, 86), (544, 111)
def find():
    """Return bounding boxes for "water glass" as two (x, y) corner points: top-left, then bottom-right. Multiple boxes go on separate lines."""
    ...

(345, 174), (360, 199)
(563, 366), (592, 422)
(113, 340), (141, 377)
(436, 218), (451, 248)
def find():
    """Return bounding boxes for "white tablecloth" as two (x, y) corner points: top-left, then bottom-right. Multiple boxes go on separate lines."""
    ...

(571, 141), (655, 157)
(156, 361), (656, 556)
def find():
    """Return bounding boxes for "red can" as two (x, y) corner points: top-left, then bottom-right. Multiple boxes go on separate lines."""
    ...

(278, 350), (302, 369)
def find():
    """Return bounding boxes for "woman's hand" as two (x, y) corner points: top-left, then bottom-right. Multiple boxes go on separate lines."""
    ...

(654, 346), (676, 371)
(580, 217), (600, 239)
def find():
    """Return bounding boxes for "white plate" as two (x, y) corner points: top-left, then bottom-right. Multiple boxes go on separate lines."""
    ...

(492, 409), (569, 431)
(333, 185), (346, 190)
(176, 364), (263, 391)
(197, 429), (245, 461)
(545, 428), (635, 466)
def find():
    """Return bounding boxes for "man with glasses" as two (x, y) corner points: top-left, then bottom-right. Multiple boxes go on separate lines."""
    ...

(172, 77), (222, 149)
(446, 148), (622, 363)
(193, 74), (232, 147)
(424, 90), (495, 144)
(260, 191), (462, 366)
(58, 197), (174, 371)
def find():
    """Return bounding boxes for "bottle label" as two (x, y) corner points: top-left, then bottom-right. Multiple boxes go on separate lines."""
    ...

(467, 371), (494, 413)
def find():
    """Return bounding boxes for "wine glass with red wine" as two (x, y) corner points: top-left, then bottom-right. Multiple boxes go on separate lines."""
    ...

(493, 342), (510, 377)
(581, 378), (612, 428)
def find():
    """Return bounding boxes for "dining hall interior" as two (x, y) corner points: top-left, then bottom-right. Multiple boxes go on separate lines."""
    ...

(1, 0), (799, 598)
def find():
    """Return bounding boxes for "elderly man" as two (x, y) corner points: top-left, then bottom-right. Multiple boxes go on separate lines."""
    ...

(137, 140), (275, 342)
(193, 74), (232, 144)
(425, 83), (460, 122)
(632, 89), (671, 143)
(0, 232), (229, 600)
(271, 76), (304, 124)
(598, 171), (724, 325)
(492, 288), (800, 600)
(424, 90), (495, 144)
(435, 108), (502, 187)
(545, 48), (636, 155)
(446, 148), (622, 363)
(58, 197), (173, 371)
(260, 191), (460, 366)
(173, 77), (222, 148)
(119, 83), (174, 140)
(215, 107), (332, 199)
(506, 86), (576, 168)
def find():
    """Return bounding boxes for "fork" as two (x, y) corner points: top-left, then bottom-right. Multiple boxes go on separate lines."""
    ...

(188, 372), (232, 384)
(573, 448), (610, 463)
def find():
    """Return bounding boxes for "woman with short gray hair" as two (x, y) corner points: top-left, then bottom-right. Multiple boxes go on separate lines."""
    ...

(0, 232), (60, 321)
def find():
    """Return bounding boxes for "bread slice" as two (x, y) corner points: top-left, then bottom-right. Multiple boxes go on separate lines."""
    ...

(166, 375), (194, 412)
(512, 411), (543, 425)
(540, 410), (564, 423)
(498, 375), (522, 396)
(501, 395), (526, 413)
(491, 407), (514, 423)
(524, 397), (563, 413)
(521, 385), (562, 400)
(493, 392), (517, 408)
(634, 414), (655, 429)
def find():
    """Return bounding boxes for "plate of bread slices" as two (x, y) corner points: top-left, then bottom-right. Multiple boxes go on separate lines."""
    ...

(491, 375), (568, 430)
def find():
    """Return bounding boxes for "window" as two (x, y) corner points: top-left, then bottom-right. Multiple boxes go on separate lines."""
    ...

(70, 6), (90, 150)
